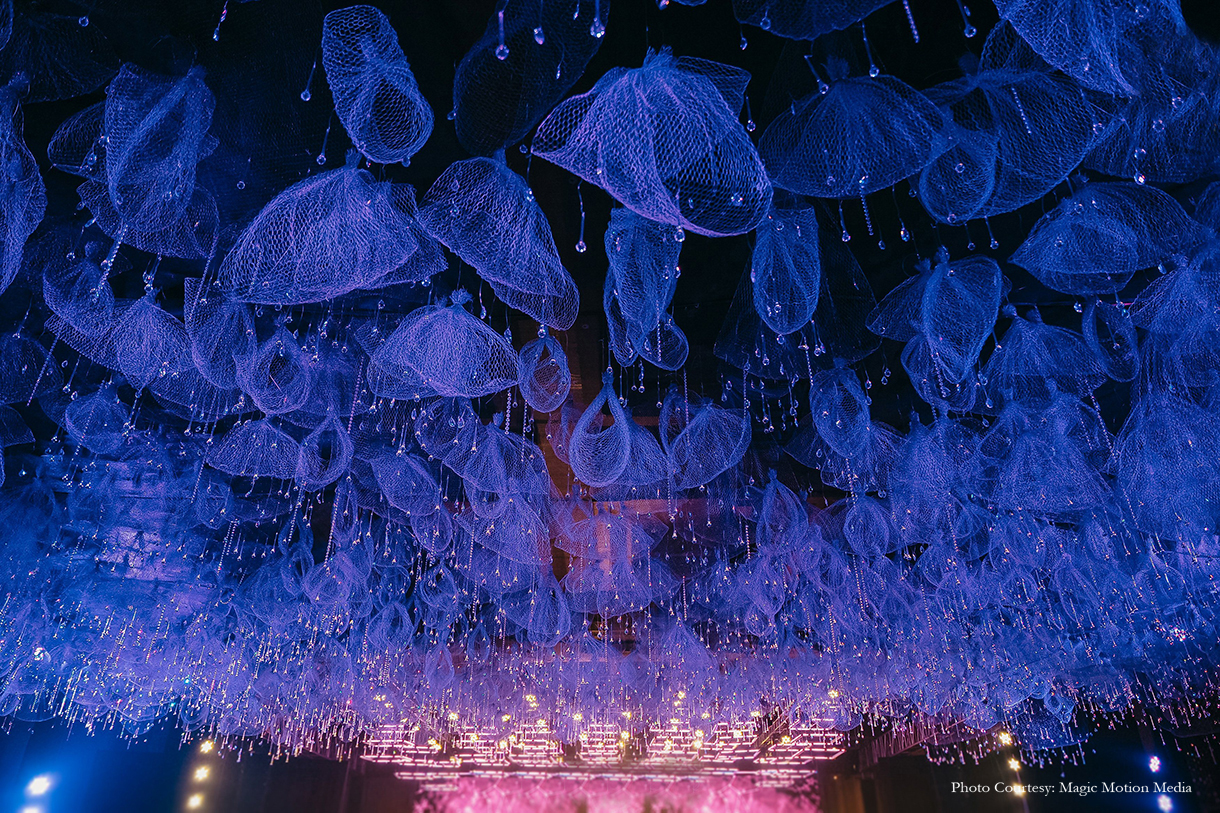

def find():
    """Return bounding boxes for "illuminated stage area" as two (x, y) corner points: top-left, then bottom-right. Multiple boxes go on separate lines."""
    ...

(365, 715), (844, 783)
(0, 0), (1219, 811)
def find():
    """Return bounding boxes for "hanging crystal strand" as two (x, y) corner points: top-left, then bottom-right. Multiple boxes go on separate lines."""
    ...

(984, 217), (999, 249)
(861, 22), (880, 77)
(953, 0), (977, 37)
(100, 224), (128, 276)
(534, 0), (546, 44)
(590, 0), (606, 37)
(1010, 87), (1033, 135)
(523, 137), (536, 200)
(316, 115), (333, 165)
(300, 51), (318, 101)
(575, 182), (587, 252)
(496, 6), (510, 60)
(804, 55), (830, 94)
(892, 187), (912, 243)
(901, 0), (920, 42)
(212, 0), (229, 41)
(859, 186), (875, 239)
(27, 336), (60, 406)
(743, 96), (756, 133)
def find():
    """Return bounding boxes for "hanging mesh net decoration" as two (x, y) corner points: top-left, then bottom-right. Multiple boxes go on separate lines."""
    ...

(370, 297), (518, 399)
(991, 0), (1186, 96)
(569, 371), (632, 488)
(603, 207), (688, 370)
(0, 8), (118, 103)
(219, 160), (443, 304)
(760, 67), (948, 198)
(661, 386), (751, 489)
(982, 309), (1106, 409)
(1011, 181), (1203, 295)
(418, 156), (579, 330)
(750, 193), (821, 335)
(533, 49), (771, 237)
(0, 0), (1219, 781)
(868, 249), (1003, 391)
(918, 26), (1100, 224)
(0, 86), (44, 296)
(321, 4), (433, 166)
(54, 64), (219, 261)
(517, 333), (571, 414)
(452, 0), (609, 156)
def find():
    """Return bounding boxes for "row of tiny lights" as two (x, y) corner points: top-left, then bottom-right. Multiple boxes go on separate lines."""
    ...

(185, 739), (215, 810)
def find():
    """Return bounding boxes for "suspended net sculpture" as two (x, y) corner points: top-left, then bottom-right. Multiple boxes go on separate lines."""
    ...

(517, 332), (571, 414)
(219, 159), (444, 304)
(296, 416), (355, 490)
(569, 371), (632, 488)
(788, 374), (904, 494)
(1084, 34), (1220, 185)
(750, 193), (821, 335)
(207, 419), (302, 480)
(0, 9), (119, 103)
(868, 250), (1002, 404)
(237, 325), (312, 415)
(418, 156), (579, 330)
(0, 405), (31, 448)
(982, 309), (1106, 409)
(1082, 299), (1139, 382)
(0, 85), (44, 296)
(370, 296), (518, 399)
(661, 386), (751, 489)
(1011, 181), (1202, 295)
(43, 252), (116, 339)
(717, 221), (878, 380)
(589, 415), (669, 499)
(52, 64), (219, 261)
(501, 575), (572, 647)
(918, 27), (1099, 224)
(603, 207), (688, 370)
(760, 65), (948, 198)
(534, 49), (771, 237)
(321, 5), (433, 166)
(113, 296), (190, 391)
(452, 0), (609, 155)
(63, 389), (126, 455)
(456, 418), (551, 511)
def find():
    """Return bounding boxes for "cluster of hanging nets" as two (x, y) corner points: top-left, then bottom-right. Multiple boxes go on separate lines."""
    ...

(0, 0), (1217, 763)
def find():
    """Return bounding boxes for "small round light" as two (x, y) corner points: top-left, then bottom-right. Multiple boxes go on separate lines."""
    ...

(1149, 755), (1162, 773)
(997, 731), (1013, 746)
(187, 793), (204, 809)
(1008, 758), (1020, 770)
(194, 766), (210, 781)
(199, 740), (215, 754)
(26, 776), (52, 796)
(1012, 785), (1025, 797)
(20, 806), (43, 813)
(1157, 794), (1174, 812)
